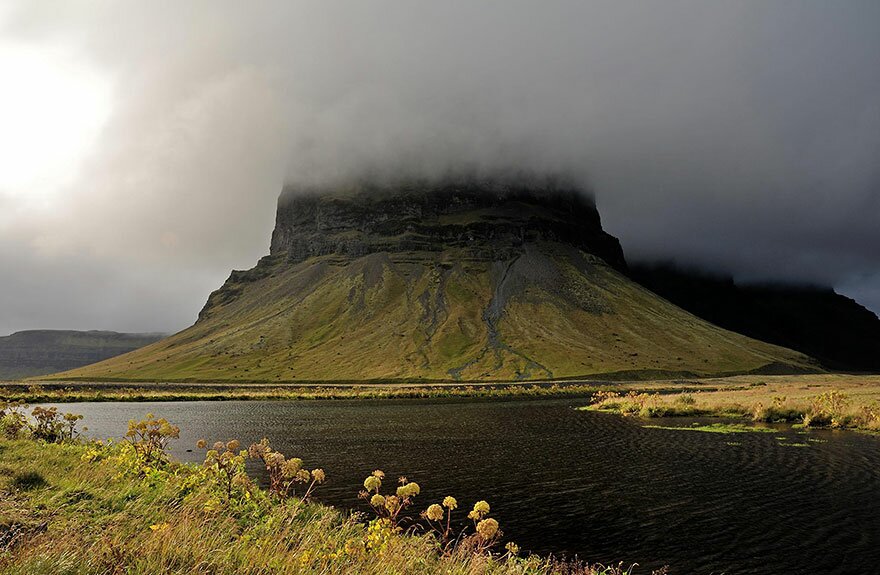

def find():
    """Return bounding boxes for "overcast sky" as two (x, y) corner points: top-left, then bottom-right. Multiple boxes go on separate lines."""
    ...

(1, 1), (879, 335)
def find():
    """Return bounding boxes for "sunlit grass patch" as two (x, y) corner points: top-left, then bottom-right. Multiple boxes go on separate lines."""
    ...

(582, 380), (880, 433)
(641, 423), (778, 434)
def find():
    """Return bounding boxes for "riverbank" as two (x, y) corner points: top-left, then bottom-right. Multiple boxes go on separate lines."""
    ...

(0, 427), (646, 574)
(4, 373), (879, 406)
(0, 380), (606, 403)
(581, 374), (880, 432)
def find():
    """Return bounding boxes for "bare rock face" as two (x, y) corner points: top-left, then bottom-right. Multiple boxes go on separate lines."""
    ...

(269, 180), (627, 272)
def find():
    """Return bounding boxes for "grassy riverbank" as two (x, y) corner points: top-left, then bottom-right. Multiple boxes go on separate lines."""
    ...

(0, 381), (605, 403)
(4, 374), (879, 407)
(582, 374), (880, 432)
(0, 418), (651, 575)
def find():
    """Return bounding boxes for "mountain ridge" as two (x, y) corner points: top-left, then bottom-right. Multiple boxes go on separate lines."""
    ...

(630, 263), (880, 372)
(0, 330), (165, 379)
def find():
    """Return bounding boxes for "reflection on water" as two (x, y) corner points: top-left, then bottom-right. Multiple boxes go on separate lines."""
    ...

(51, 398), (880, 574)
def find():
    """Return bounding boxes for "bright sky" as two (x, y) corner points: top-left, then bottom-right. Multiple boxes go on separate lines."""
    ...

(0, 42), (111, 210)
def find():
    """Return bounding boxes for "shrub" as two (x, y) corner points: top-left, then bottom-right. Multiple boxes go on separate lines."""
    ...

(676, 394), (696, 406)
(29, 406), (82, 443)
(0, 401), (28, 439)
(803, 390), (849, 428)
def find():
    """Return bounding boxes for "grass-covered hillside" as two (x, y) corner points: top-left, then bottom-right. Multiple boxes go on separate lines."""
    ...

(53, 244), (814, 383)
(49, 183), (816, 383)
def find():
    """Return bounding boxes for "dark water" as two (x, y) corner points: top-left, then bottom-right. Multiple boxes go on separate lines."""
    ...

(48, 398), (880, 574)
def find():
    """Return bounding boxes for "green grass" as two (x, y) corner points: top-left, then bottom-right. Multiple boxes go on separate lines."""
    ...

(0, 438), (647, 575)
(641, 423), (778, 434)
(46, 245), (814, 383)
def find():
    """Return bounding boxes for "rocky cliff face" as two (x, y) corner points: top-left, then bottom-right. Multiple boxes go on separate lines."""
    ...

(268, 181), (627, 272)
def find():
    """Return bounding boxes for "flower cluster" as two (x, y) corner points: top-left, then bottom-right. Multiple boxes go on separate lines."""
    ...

(360, 470), (421, 528)
(26, 406), (83, 443)
(199, 439), (249, 500)
(125, 413), (180, 466)
(420, 496), (506, 555)
(247, 437), (325, 500)
(361, 472), (509, 557)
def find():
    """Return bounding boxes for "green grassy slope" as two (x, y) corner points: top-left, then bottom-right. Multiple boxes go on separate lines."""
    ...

(52, 243), (815, 382)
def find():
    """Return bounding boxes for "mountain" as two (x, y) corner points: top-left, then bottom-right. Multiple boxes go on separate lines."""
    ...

(0, 330), (165, 380)
(53, 180), (815, 382)
(630, 264), (880, 372)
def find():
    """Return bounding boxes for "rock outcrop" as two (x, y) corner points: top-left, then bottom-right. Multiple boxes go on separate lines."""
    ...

(269, 180), (627, 271)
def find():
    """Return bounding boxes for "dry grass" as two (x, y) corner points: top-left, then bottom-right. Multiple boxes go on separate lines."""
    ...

(585, 374), (880, 432)
(0, 381), (606, 403)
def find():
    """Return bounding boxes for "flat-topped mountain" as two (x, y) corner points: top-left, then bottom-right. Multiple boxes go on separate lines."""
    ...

(0, 330), (164, 379)
(54, 180), (814, 382)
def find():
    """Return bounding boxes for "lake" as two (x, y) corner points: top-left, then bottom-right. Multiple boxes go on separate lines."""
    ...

(46, 398), (880, 574)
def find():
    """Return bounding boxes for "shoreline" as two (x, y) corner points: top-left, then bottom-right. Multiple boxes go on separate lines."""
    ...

(0, 429), (642, 574)
(579, 374), (880, 433)
(2, 373), (878, 405)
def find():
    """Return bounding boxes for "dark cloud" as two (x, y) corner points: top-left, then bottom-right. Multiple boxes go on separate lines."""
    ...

(1, 0), (878, 335)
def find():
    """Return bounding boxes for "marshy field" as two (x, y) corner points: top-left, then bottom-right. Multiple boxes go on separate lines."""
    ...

(2, 374), (879, 574)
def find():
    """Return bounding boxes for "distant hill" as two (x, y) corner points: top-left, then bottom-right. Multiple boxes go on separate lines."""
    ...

(0, 330), (165, 379)
(53, 180), (815, 382)
(630, 264), (880, 372)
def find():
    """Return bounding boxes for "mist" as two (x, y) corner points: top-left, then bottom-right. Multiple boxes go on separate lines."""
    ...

(1, 1), (879, 335)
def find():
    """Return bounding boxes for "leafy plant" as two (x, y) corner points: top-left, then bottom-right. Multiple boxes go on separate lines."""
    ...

(0, 401), (28, 439)
(360, 470), (421, 529)
(421, 496), (505, 555)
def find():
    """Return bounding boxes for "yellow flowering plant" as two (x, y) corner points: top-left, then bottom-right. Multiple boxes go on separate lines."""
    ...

(124, 413), (180, 466)
(0, 401), (29, 439)
(359, 470), (420, 528)
(421, 497), (504, 555)
(29, 406), (83, 443)
(247, 437), (325, 500)
(199, 439), (249, 500)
